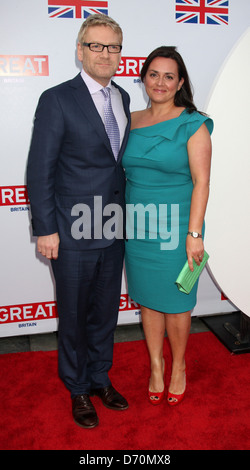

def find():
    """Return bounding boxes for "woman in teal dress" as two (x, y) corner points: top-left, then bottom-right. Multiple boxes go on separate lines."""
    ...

(122, 47), (213, 406)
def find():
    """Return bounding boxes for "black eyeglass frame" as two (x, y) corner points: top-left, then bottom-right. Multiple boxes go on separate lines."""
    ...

(82, 42), (122, 53)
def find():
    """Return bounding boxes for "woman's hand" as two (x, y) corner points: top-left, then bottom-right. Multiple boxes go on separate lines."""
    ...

(186, 235), (204, 271)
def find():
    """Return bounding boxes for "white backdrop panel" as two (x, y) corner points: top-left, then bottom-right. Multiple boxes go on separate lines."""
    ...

(205, 28), (250, 318)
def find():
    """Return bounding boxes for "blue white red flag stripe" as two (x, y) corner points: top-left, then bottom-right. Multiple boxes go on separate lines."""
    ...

(83, 6), (108, 18)
(48, 0), (108, 19)
(175, 0), (229, 25)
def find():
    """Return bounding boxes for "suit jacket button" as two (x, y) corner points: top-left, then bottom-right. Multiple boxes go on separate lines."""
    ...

(114, 190), (119, 195)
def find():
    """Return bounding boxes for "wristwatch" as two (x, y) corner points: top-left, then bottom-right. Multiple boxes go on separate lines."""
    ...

(187, 231), (202, 239)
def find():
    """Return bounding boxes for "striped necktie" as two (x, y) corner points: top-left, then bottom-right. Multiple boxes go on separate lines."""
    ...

(101, 87), (120, 160)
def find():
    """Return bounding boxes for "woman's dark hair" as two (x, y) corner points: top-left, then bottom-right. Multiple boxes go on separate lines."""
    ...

(140, 46), (197, 112)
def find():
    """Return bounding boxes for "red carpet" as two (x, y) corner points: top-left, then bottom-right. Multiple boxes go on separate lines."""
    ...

(1, 332), (250, 451)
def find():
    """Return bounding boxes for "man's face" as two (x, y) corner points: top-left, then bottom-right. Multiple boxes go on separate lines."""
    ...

(77, 25), (122, 86)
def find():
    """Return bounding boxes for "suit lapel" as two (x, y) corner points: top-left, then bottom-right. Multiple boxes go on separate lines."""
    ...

(69, 74), (112, 154)
(69, 74), (131, 163)
(112, 81), (131, 164)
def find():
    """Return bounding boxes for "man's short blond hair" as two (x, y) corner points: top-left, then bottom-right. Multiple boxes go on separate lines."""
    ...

(78, 14), (123, 44)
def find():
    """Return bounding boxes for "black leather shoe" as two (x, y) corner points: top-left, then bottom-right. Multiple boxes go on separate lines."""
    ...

(91, 385), (128, 410)
(72, 394), (99, 429)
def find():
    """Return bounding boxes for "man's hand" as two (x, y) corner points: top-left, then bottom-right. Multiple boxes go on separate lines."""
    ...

(37, 233), (60, 259)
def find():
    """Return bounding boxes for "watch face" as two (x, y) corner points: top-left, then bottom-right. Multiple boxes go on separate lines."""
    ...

(193, 232), (198, 238)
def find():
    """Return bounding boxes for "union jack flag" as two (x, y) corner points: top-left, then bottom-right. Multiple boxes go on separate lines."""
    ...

(48, 0), (108, 19)
(175, 0), (229, 25)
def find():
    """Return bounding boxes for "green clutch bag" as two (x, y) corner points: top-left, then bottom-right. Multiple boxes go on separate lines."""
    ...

(175, 251), (209, 294)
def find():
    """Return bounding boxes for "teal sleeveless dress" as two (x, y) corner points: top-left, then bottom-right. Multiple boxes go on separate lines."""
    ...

(122, 110), (213, 314)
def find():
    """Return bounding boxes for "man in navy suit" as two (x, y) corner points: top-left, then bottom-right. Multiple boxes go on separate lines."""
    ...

(27, 14), (130, 429)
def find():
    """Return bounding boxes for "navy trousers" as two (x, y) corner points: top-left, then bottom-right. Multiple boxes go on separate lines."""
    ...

(51, 239), (124, 398)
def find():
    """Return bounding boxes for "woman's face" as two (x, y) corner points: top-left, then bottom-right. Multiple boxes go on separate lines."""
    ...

(144, 57), (184, 105)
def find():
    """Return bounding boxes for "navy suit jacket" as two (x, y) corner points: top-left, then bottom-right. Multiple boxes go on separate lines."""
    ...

(27, 73), (131, 250)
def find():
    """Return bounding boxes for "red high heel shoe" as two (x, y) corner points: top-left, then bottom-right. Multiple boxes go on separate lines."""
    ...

(167, 371), (186, 406)
(148, 359), (165, 405)
(148, 389), (165, 405)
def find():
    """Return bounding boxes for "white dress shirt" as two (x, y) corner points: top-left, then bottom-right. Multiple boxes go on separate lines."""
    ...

(81, 68), (128, 148)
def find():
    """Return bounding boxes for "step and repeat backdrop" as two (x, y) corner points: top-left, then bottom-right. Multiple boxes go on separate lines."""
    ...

(1, 0), (249, 337)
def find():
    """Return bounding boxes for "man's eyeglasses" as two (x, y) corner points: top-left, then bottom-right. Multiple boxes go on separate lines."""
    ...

(82, 43), (122, 54)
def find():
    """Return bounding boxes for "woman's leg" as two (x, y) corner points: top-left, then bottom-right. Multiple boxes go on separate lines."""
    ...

(141, 306), (166, 393)
(165, 311), (191, 395)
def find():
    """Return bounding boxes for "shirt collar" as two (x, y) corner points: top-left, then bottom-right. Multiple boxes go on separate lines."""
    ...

(81, 68), (112, 94)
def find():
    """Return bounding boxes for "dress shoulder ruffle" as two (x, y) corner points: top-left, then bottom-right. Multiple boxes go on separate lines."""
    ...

(131, 110), (213, 140)
(125, 110), (213, 159)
